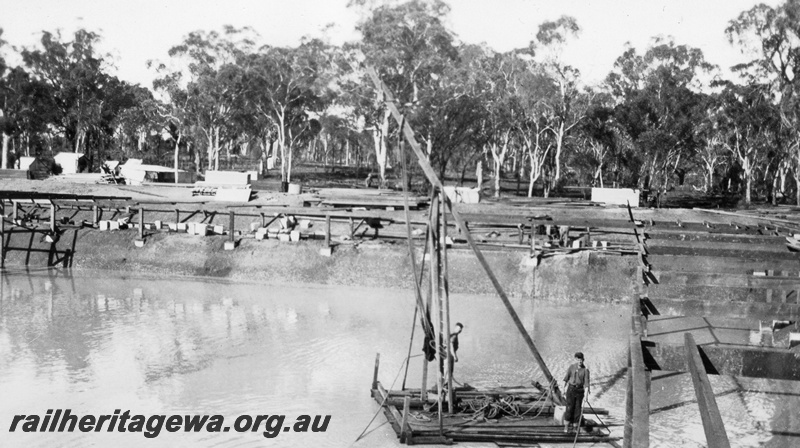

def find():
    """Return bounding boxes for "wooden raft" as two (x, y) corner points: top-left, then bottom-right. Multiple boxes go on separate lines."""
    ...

(372, 382), (616, 445)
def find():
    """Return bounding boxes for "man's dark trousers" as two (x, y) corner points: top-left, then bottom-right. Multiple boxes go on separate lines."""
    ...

(564, 384), (585, 425)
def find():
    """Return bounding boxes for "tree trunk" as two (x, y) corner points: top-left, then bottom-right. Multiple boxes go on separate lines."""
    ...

(375, 109), (390, 188)
(745, 167), (752, 204)
(174, 133), (182, 184)
(553, 121), (565, 182)
(1, 132), (9, 170)
(528, 169), (536, 198)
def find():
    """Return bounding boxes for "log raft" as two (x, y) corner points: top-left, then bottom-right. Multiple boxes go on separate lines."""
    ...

(371, 381), (617, 445)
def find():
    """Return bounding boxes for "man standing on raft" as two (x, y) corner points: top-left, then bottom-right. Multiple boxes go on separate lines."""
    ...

(562, 352), (590, 433)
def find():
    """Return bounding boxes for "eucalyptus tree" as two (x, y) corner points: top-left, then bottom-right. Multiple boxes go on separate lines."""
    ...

(606, 39), (713, 194)
(162, 27), (256, 172)
(0, 65), (57, 165)
(534, 16), (590, 186)
(353, 0), (458, 187)
(727, 0), (800, 203)
(712, 82), (780, 203)
(150, 68), (193, 178)
(20, 30), (109, 156)
(243, 38), (331, 183)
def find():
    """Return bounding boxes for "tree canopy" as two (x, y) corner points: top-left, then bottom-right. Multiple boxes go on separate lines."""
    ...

(1, 1), (800, 205)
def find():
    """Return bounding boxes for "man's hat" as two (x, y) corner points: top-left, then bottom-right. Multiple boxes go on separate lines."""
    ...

(574, 352), (584, 360)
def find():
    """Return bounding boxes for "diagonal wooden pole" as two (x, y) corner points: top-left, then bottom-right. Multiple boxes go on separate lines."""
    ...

(367, 67), (564, 405)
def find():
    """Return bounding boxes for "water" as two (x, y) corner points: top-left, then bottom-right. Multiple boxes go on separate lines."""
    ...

(0, 269), (796, 447)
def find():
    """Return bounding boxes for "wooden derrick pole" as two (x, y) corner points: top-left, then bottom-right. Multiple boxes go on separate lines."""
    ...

(366, 67), (563, 405)
(429, 193), (445, 433)
(441, 190), (454, 413)
(420, 221), (432, 402)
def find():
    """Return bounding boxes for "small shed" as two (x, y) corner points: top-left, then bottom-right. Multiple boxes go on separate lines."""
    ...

(18, 157), (36, 171)
(27, 158), (53, 180)
(53, 152), (86, 174)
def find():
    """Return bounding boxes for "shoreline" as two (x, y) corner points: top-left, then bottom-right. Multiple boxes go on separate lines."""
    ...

(1, 224), (637, 303)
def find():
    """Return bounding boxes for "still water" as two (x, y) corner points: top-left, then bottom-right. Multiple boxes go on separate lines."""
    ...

(0, 269), (796, 447)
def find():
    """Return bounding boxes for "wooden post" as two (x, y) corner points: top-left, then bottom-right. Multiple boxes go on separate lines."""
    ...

(796, 271), (800, 304)
(372, 353), (381, 390)
(139, 208), (145, 240)
(400, 395), (411, 443)
(623, 349), (633, 448)
(685, 333), (731, 448)
(325, 214), (331, 247)
(13, 201), (18, 222)
(517, 223), (524, 244)
(175, 209), (180, 225)
(50, 203), (56, 234)
(229, 211), (235, 243)
(442, 191), (454, 413)
(349, 217), (354, 240)
(1, 214), (4, 268)
(530, 225), (536, 256)
(93, 205), (99, 226)
(766, 269), (774, 303)
(260, 212), (265, 228)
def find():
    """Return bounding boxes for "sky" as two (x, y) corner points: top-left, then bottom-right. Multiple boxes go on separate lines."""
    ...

(0, 0), (782, 90)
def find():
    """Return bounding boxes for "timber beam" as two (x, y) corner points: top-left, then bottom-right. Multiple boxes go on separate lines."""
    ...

(646, 298), (800, 321)
(654, 272), (800, 289)
(642, 340), (800, 381)
(684, 333), (731, 448)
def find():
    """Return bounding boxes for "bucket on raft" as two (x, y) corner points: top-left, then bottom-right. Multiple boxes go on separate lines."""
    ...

(553, 405), (566, 424)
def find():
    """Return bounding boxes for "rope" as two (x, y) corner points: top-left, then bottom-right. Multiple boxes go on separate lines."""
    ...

(572, 394), (585, 447)
(354, 354), (423, 444)
(584, 395), (612, 437)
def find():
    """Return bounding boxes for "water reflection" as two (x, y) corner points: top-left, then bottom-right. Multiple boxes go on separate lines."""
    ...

(0, 269), (797, 447)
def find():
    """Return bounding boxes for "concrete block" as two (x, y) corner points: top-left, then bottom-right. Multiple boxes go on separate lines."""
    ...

(250, 222), (261, 232)
(109, 221), (120, 231)
(572, 239), (582, 248)
(194, 224), (210, 236)
(99, 220), (110, 231)
(299, 219), (312, 229)
(153, 220), (162, 230)
(213, 225), (224, 235)
(168, 223), (178, 231)
(319, 247), (333, 257)
(278, 233), (291, 242)
(290, 230), (301, 242)
(224, 241), (236, 251)
(177, 223), (188, 232)
(255, 230), (267, 240)
(134, 239), (145, 248)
